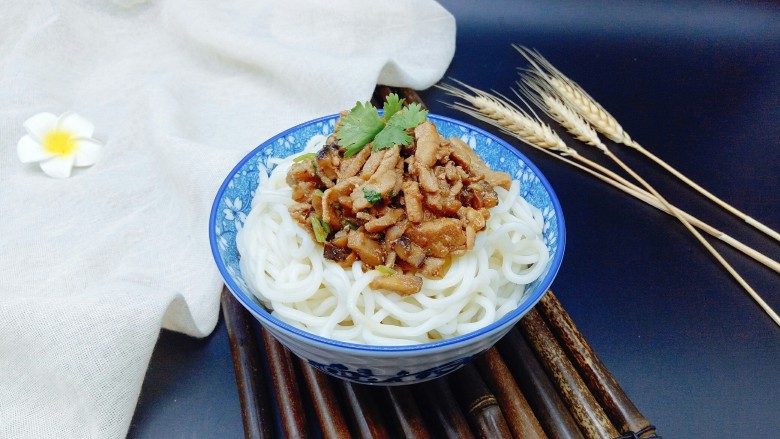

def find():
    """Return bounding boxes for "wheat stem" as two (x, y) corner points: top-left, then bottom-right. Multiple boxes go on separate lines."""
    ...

(523, 131), (780, 274)
(570, 153), (780, 273)
(518, 67), (779, 325)
(627, 139), (780, 242)
(515, 44), (780, 244)
(603, 148), (780, 327)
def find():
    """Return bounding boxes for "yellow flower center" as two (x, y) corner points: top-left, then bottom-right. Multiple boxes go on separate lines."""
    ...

(43, 130), (78, 156)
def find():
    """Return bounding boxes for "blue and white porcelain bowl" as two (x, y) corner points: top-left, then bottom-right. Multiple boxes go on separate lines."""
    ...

(210, 113), (565, 385)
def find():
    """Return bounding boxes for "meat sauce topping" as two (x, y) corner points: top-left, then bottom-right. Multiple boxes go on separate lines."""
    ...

(286, 98), (511, 295)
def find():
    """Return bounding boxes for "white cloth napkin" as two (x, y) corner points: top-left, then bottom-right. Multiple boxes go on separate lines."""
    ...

(0, 0), (455, 436)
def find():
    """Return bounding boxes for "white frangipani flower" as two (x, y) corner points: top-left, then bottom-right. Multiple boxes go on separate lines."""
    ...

(17, 112), (103, 178)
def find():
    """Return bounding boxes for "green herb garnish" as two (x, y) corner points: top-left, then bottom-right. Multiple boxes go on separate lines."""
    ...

(363, 188), (382, 205)
(310, 214), (330, 243)
(339, 101), (386, 157)
(376, 265), (396, 275)
(293, 152), (316, 162)
(382, 93), (405, 120)
(337, 93), (428, 157)
(374, 102), (428, 150)
(312, 189), (324, 197)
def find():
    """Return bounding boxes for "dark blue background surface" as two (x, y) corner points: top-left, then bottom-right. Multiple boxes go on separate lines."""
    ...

(129, 1), (780, 437)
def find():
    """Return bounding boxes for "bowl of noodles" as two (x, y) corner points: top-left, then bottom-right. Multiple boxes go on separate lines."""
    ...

(210, 99), (565, 385)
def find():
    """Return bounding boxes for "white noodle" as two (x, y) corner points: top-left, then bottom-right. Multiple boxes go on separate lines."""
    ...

(236, 141), (551, 345)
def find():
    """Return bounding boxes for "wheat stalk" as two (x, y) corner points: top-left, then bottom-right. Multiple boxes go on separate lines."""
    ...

(600, 147), (779, 327)
(515, 74), (778, 327)
(439, 81), (780, 327)
(438, 80), (780, 274)
(514, 44), (780, 243)
(628, 141), (780, 241)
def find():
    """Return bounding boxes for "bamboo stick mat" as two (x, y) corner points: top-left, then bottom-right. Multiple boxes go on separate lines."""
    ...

(220, 87), (661, 439)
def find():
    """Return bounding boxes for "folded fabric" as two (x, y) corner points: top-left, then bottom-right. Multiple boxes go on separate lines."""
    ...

(0, 0), (455, 437)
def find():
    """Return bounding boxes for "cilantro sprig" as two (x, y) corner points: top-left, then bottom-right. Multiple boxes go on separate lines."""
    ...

(382, 93), (404, 120)
(337, 93), (428, 157)
(338, 102), (385, 157)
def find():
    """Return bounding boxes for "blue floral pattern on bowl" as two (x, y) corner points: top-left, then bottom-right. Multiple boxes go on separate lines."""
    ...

(210, 113), (565, 385)
(307, 356), (474, 384)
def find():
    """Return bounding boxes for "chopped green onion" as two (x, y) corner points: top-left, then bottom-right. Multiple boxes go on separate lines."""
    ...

(376, 265), (396, 275)
(313, 189), (324, 197)
(293, 153), (316, 162)
(310, 214), (330, 243)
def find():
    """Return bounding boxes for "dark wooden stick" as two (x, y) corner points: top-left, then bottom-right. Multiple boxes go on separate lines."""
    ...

(260, 329), (309, 438)
(373, 85), (428, 110)
(538, 291), (657, 437)
(476, 347), (548, 439)
(448, 363), (513, 439)
(414, 378), (475, 439)
(339, 381), (394, 439)
(498, 328), (585, 439)
(519, 309), (620, 439)
(399, 88), (428, 109)
(372, 85), (395, 106)
(298, 359), (352, 439)
(220, 288), (275, 439)
(384, 386), (431, 439)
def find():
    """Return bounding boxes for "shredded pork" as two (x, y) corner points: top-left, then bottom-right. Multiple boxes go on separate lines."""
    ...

(286, 119), (510, 295)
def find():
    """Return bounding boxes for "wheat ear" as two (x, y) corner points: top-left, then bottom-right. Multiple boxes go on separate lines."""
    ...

(514, 45), (631, 144)
(439, 81), (780, 275)
(436, 80), (572, 154)
(515, 44), (780, 243)
(517, 76), (779, 327)
(519, 77), (608, 150)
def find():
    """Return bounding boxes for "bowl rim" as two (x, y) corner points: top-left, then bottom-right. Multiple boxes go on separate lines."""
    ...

(209, 112), (566, 353)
